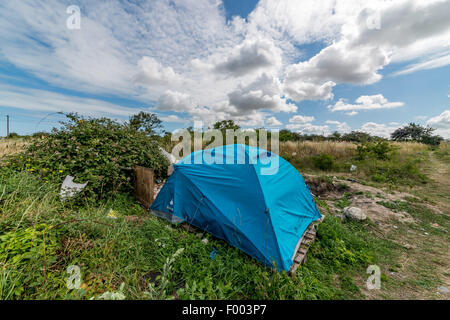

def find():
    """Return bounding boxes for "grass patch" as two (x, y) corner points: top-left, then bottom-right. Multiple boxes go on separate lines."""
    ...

(0, 169), (403, 300)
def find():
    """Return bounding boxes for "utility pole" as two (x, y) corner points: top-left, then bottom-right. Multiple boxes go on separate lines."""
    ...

(6, 115), (9, 138)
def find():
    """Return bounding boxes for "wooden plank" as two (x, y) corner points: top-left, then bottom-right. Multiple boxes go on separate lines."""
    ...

(289, 222), (321, 275)
(134, 165), (155, 208)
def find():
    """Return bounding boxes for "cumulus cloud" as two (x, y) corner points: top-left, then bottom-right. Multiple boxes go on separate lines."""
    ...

(328, 94), (404, 112)
(156, 90), (196, 112)
(0, 0), (449, 129)
(285, 42), (389, 86)
(359, 122), (401, 138)
(427, 110), (450, 139)
(134, 57), (184, 86)
(283, 80), (335, 103)
(286, 123), (330, 135)
(214, 37), (282, 77)
(266, 116), (282, 126)
(227, 73), (297, 114)
(325, 120), (351, 133)
(289, 115), (315, 123)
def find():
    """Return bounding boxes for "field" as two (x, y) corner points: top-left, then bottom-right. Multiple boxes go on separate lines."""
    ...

(0, 137), (449, 300)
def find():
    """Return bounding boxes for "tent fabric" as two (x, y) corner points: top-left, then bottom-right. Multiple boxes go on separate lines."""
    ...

(150, 144), (322, 271)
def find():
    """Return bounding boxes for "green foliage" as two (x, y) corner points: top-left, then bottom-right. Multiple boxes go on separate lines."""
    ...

(6, 113), (169, 200)
(357, 141), (395, 160)
(367, 158), (427, 185)
(212, 120), (240, 131)
(7, 132), (20, 139)
(341, 131), (375, 143)
(0, 224), (59, 266)
(312, 217), (373, 270)
(128, 111), (163, 136)
(391, 123), (443, 146)
(0, 169), (404, 300)
(279, 129), (301, 142)
(145, 248), (184, 300)
(312, 154), (335, 170)
(335, 193), (351, 209)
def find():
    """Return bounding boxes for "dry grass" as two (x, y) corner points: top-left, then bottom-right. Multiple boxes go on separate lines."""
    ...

(391, 141), (429, 155)
(280, 140), (357, 160)
(0, 139), (28, 158)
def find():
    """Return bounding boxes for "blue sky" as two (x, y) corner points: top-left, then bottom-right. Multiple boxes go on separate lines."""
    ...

(0, 0), (449, 138)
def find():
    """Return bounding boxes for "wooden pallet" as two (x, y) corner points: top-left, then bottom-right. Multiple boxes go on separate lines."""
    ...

(289, 223), (318, 275)
(134, 165), (155, 208)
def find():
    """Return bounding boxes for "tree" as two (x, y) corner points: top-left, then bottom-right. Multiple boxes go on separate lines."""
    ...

(329, 131), (342, 141)
(128, 111), (163, 136)
(212, 120), (240, 131)
(390, 123), (442, 145)
(341, 131), (374, 143)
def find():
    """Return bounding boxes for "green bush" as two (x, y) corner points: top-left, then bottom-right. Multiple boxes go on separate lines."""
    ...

(5, 113), (169, 200)
(357, 141), (394, 160)
(312, 154), (335, 171)
(0, 224), (59, 267)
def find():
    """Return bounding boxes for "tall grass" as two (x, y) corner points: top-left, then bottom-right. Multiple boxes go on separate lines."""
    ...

(280, 141), (357, 160)
(0, 139), (28, 159)
(0, 168), (397, 300)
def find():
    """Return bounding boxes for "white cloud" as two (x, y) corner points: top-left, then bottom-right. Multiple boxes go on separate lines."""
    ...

(393, 53), (450, 76)
(0, 83), (139, 118)
(359, 122), (401, 138)
(289, 115), (315, 123)
(325, 120), (351, 133)
(227, 73), (297, 114)
(213, 37), (282, 77)
(283, 80), (335, 103)
(427, 110), (450, 139)
(0, 0), (448, 128)
(134, 57), (184, 86)
(266, 116), (282, 126)
(159, 115), (187, 123)
(328, 94), (404, 112)
(156, 90), (196, 112)
(286, 123), (330, 135)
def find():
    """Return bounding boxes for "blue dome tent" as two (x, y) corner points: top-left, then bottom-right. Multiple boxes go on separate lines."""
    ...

(150, 144), (322, 272)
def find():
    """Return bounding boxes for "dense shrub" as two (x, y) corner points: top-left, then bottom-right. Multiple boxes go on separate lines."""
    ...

(357, 141), (395, 160)
(5, 113), (169, 199)
(312, 154), (335, 170)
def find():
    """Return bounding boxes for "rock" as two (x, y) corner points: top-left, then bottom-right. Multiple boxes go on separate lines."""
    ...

(343, 206), (367, 221)
(350, 165), (357, 172)
(336, 214), (346, 222)
(438, 286), (449, 294)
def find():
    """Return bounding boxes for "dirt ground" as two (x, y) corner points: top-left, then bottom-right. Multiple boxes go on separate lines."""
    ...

(302, 152), (449, 300)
